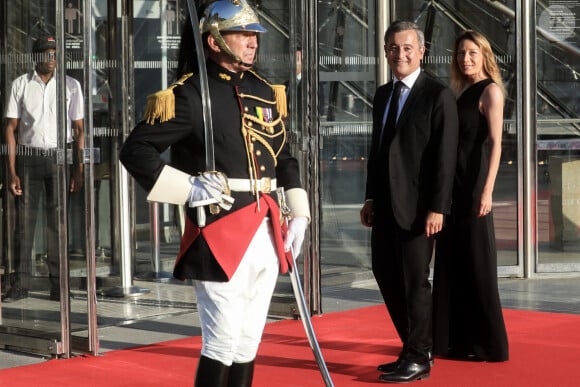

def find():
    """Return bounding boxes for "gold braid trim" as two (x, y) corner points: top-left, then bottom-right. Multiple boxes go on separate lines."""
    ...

(272, 85), (287, 119)
(240, 123), (255, 189)
(143, 73), (193, 124)
(237, 93), (276, 105)
(245, 125), (285, 165)
(243, 113), (281, 133)
(247, 69), (288, 120)
(239, 71), (288, 193)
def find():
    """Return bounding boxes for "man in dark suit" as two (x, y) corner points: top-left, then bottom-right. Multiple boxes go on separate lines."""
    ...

(360, 21), (458, 383)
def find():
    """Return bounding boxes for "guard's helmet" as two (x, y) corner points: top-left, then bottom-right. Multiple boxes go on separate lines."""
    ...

(200, 0), (266, 65)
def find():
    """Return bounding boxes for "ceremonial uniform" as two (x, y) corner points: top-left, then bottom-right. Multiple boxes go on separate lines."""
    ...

(121, 59), (305, 280)
(121, 3), (309, 384)
(120, 59), (309, 377)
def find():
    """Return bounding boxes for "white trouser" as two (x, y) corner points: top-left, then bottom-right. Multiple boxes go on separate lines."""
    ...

(195, 218), (279, 365)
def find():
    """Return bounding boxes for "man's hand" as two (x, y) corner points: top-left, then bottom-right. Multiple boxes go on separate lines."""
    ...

(425, 211), (444, 237)
(9, 175), (22, 196)
(284, 216), (308, 256)
(69, 167), (83, 192)
(188, 171), (234, 210)
(360, 200), (373, 227)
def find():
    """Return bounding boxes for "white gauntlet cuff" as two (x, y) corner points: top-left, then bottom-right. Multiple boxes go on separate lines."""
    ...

(285, 188), (311, 222)
(147, 165), (192, 205)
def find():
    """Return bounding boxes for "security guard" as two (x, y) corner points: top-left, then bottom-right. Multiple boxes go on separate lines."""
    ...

(119, 1), (309, 386)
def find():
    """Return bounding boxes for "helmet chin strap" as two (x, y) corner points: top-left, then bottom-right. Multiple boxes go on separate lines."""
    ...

(210, 24), (254, 69)
(225, 49), (254, 69)
(239, 60), (254, 68)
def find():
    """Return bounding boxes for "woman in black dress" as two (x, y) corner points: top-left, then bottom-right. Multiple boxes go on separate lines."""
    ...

(433, 30), (509, 362)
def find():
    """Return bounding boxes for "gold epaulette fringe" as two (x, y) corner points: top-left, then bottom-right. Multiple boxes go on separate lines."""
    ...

(271, 84), (288, 120)
(143, 73), (193, 124)
(248, 70), (288, 120)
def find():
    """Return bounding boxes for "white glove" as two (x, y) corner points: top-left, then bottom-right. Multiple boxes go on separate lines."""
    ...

(188, 172), (234, 210)
(284, 217), (308, 255)
(188, 177), (211, 203)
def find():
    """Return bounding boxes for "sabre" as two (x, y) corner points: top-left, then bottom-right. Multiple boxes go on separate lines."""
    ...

(185, 0), (214, 227)
(276, 188), (334, 387)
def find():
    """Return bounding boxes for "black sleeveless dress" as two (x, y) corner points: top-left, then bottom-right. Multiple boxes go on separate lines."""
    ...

(433, 79), (509, 362)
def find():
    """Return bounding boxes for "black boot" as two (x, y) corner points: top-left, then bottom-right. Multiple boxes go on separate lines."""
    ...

(228, 360), (254, 387)
(3, 273), (29, 302)
(194, 355), (230, 387)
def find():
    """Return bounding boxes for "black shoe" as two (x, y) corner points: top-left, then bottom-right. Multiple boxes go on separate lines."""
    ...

(50, 288), (61, 301)
(378, 352), (434, 373)
(377, 359), (401, 373)
(379, 360), (430, 383)
(3, 287), (29, 303)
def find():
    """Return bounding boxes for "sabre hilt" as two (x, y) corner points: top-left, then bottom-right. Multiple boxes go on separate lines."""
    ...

(275, 187), (292, 222)
(189, 171), (234, 227)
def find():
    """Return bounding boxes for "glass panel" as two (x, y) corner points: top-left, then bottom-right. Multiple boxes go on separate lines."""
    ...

(536, 1), (580, 269)
(66, 0), (95, 354)
(1, 0), (68, 352)
(127, 0), (307, 312)
(318, 0), (375, 276)
(406, 0), (519, 269)
(318, 0), (521, 285)
(130, 0), (185, 281)
(123, 1), (308, 315)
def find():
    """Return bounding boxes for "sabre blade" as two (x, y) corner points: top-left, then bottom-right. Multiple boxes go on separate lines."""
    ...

(288, 255), (334, 387)
(185, 0), (215, 171)
(277, 188), (334, 386)
(185, 0), (214, 227)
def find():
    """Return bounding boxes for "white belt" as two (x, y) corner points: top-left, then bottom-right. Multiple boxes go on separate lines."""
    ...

(228, 178), (276, 193)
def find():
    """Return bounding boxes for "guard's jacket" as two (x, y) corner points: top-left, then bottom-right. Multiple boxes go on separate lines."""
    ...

(120, 60), (303, 282)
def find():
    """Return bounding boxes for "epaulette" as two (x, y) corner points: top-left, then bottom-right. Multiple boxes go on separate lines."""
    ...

(143, 73), (193, 124)
(248, 70), (287, 119)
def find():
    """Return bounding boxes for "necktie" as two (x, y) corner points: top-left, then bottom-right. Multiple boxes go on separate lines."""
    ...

(385, 81), (402, 133)
(379, 81), (403, 152)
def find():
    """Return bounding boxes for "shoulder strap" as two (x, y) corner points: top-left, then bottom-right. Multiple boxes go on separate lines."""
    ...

(143, 73), (193, 124)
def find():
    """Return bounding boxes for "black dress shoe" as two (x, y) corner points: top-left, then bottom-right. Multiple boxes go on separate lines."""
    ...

(3, 287), (29, 303)
(50, 289), (61, 301)
(377, 359), (400, 373)
(378, 352), (434, 373)
(379, 360), (430, 383)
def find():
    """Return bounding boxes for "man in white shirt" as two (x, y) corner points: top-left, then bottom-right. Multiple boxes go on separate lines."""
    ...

(3, 35), (84, 302)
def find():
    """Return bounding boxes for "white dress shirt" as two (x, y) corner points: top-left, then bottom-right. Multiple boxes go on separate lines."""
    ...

(5, 70), (84, 148)
(381, 67), (422, 129)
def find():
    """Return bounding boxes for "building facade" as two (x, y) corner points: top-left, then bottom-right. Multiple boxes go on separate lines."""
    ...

(0, 0), (579, 358)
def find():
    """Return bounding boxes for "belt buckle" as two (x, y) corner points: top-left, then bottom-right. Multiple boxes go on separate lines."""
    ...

(261, 177), (271, 193)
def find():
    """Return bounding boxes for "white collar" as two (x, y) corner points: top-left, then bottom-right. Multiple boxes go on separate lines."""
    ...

(394, 67), (421, 90)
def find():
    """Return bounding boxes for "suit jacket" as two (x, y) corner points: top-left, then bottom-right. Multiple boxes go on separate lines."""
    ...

(365, 71), (458, 231)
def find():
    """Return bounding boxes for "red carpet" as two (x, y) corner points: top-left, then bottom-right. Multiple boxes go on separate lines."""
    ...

(1, 306), (579, 386)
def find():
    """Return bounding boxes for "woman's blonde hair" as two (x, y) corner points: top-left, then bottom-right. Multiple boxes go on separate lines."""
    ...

(451, 30), (505, 96)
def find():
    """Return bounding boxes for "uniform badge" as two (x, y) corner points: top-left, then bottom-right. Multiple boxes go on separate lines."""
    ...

(256, 106), (273, 122)
(256, 106), (274, 133)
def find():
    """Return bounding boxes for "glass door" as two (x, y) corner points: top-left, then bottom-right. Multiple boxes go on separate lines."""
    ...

(0, 1), (78, 356)
(390, 1), (521, 276)
(536, 1), (580, 272)
(0, 0), (97, 357)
